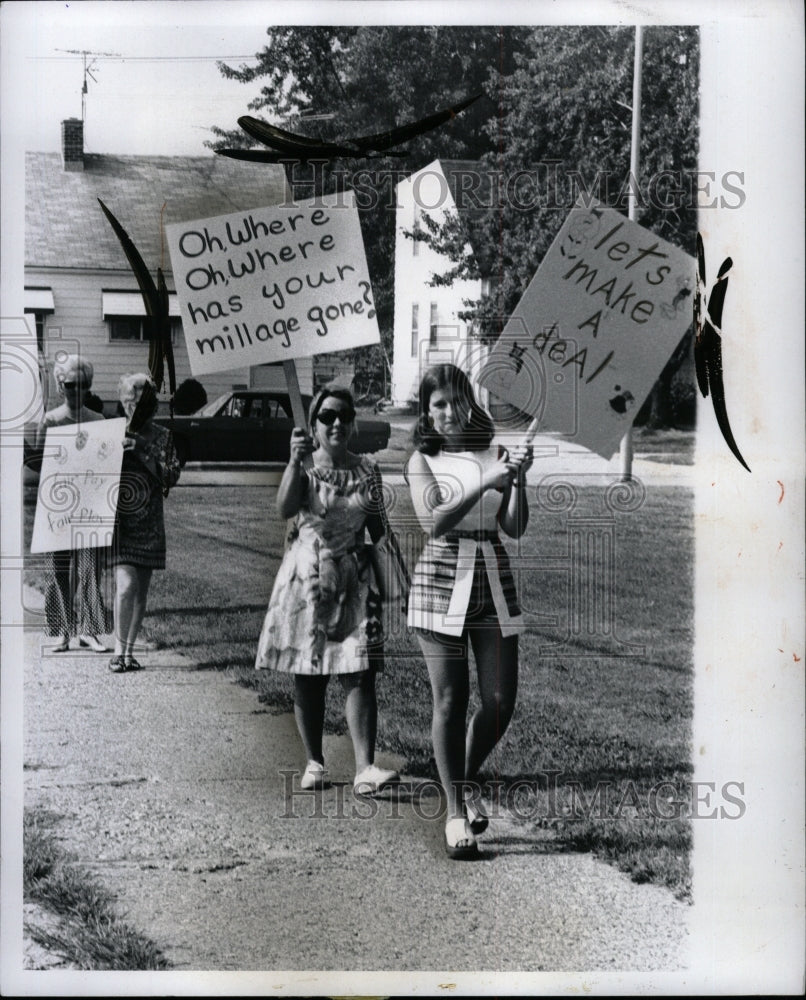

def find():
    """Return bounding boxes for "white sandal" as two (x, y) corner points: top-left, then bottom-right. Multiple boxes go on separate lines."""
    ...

(300, 760), (327, 790)
(444, 817), (478, 860)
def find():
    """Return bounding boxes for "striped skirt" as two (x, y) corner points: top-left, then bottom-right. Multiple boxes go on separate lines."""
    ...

(407, 530), (523, 637)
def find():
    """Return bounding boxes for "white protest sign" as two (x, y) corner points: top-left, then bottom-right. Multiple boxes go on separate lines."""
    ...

(478, 198), (696, 458)
(165, 191), (380, 376)
(31, 418), (126, 553)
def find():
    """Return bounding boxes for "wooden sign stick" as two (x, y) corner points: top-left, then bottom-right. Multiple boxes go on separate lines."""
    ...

(283, 358), (313, 470)
(522, 415), (540, 447)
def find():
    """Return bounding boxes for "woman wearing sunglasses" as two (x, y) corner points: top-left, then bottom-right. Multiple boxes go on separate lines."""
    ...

(255, 385), (399, 796)
(36, 354), (112, 653)
(406, 364), (533, 859)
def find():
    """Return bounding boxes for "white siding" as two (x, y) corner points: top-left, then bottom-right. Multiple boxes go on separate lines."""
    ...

(391, 161), (482, 405)
(30, 268), (252, 407)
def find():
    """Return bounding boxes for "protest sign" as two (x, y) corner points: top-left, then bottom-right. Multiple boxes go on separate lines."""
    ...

(478, 198), (696, 458)
(31, 418), (126, 553)
(165, 191), (380, 377)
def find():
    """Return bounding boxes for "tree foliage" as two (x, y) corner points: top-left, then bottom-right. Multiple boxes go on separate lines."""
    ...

(210, 25), (699, 424)
(208, 27), (528, 363)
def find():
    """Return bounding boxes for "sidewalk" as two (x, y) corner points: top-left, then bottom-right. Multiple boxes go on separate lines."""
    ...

(22, 585), (689, 980)
(176, 432), (694, 489)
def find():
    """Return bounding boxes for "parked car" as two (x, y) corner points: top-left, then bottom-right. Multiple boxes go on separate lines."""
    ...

(154, 390), (391, 464)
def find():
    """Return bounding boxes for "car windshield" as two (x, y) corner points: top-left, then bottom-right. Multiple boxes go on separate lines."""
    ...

(198, 393), (233, 417)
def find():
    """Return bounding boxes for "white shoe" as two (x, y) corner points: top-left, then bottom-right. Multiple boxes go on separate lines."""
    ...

(354, 763), (399, 795)
(300, 760), (327, 790)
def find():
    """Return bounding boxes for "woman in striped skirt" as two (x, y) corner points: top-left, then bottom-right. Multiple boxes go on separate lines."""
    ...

(406, 365), (533, 859)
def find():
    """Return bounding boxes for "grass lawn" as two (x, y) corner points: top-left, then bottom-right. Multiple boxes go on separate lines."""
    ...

(25, 454), (694, 900)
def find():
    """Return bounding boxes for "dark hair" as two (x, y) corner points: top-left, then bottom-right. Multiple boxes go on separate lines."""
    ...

(83, 391), (105, 414)
(308, 384), (357, 441)
(172, 378), (207, 415)
(412, 364), (495, 455)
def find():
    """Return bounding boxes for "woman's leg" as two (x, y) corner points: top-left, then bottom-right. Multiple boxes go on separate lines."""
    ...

(124, 566), (152, 656)
(465, 625), (519, 782)
(293, 674), (330, 764)
(113, 564), (138, 657)
(340, 670), (376, 774)
(417, 630), (470, 822)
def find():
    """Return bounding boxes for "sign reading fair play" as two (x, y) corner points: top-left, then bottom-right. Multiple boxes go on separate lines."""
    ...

(479, 198), (695, 458)
(31, 419), (126, 553)
(165, 191), (380, 376)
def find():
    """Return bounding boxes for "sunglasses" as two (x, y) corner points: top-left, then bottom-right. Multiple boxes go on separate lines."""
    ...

(316, 407), (355, 426)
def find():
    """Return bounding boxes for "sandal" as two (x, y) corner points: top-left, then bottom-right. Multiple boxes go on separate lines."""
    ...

(79, 635), (110, 653)
(126, 656), (143, 671)
(444, 817), (478, 860)
(464, 788), (489, 835)
(52, 636), (70, 652)
(108, 655), (128, 674)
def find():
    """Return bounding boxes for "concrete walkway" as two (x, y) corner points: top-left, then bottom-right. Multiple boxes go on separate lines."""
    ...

(22, 585), (690, 986)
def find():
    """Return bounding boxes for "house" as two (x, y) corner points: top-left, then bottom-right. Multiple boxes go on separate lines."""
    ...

(25, 119), (317, 413)
(391, 159), (493, 407)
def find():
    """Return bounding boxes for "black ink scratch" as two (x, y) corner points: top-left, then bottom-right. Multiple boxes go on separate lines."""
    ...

(694, 233), (750, 472)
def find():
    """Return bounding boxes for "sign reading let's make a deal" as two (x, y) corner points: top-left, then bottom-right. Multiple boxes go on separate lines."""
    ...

(165, 191), (380, 376)
(479, 198), (696, 458)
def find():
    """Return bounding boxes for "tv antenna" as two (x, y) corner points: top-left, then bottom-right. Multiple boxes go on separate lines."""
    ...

(55, 49), (121, 122)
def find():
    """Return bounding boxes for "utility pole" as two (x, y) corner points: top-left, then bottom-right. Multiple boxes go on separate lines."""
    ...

(619, 25), (643, 481)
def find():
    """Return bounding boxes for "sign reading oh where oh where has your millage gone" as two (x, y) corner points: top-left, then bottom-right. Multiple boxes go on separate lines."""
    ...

(478, 198), (696, 459)
(31, 418), (127, 553)
(165, 191), (380, 377)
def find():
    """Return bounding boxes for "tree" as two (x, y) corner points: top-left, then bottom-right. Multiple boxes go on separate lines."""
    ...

(208, 27), (529, 378)
(410, 25), (700, 426)
(210, 26), (699, 425)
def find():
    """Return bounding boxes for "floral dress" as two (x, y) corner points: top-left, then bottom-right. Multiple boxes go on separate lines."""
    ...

(111, 422), (180, 569)
(255, 457), (384, 675)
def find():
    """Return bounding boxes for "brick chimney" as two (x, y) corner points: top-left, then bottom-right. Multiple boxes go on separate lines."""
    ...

(61, 118), (84, 172)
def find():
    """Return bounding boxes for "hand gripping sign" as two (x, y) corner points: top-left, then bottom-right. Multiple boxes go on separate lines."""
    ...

(479, 198), (696, 459)
(165, 190), (380, 379)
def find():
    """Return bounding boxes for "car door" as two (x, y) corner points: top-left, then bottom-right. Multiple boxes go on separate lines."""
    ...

(264, 395), (294, 461)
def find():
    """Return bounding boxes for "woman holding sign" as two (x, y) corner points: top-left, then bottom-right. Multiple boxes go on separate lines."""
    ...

(37, 354), (112, 652)
(255, 386), (399, 796)
(406, 364), (533, 859)
(108, 373), (180, 673)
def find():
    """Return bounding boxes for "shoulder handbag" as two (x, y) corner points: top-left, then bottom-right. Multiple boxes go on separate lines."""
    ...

(367, 466), (410, 604)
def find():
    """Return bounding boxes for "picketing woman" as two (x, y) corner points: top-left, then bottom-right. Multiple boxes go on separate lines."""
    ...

(406, 364), (533, 859)
(255, 385), (399, 795)
(36, 354), (112, 653)
(109, 372), (180, 673)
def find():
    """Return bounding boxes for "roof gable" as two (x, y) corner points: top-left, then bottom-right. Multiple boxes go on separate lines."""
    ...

(26, 152), (288, 272)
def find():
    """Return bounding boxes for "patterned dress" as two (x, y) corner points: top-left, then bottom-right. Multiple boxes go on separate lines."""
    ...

(38, 406), (112, 637)
(255, 457), (384, 675)
(406, 446), (523, 637)
(111, 422), (180, 569)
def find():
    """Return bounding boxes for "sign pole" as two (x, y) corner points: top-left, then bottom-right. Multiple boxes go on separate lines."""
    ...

(620, 24), (644, 480)
(283, 358), (314, 470)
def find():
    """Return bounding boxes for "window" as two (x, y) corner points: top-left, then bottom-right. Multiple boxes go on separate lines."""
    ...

(108, 317), (179, 343)
(410, 303), (419, 357)
(429, 302), (438, 346)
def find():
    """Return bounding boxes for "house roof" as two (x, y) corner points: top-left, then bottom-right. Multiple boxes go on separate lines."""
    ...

(26, 152), (288, 272)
